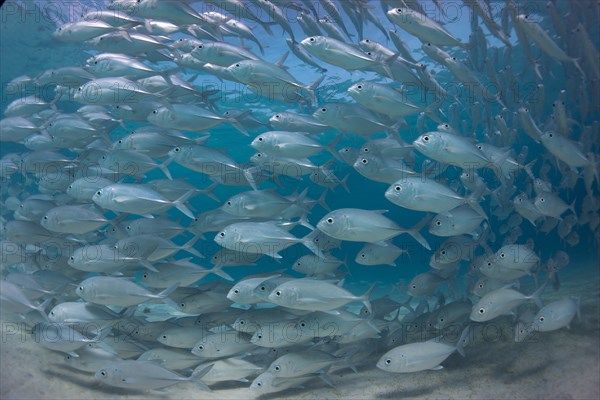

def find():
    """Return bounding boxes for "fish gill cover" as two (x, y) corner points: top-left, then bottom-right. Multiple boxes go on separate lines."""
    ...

(0, 0), (599, 399)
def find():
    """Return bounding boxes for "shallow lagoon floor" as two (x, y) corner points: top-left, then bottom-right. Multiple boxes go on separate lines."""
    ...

(1, 263), (598, 400)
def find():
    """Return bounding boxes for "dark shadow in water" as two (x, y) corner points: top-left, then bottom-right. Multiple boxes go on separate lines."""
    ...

(40, 364), (167, 397)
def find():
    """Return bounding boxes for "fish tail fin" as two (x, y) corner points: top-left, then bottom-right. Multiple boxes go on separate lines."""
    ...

(156, 281), (180, 309)
(36, 297), (54, 321)
(210, 263), (234, 281)
(189, 364), (213, 392)
(455, 325), (471, 357)
(199, 182), (220, 202)
(325, 134), (343, 162)
(140, 260), (158, 272)
(572, 57), (586, 78)
(337, 349), (359, 373)
(359, 283), (377, 315)
(523, 159), (536, 181)
(568, 199), (577, 220)
(172, 189), (195, 218)
(340, 173), (350, 193)
(158, 158), (173, 180)
(530, 281), (547, 309)
(317, 189), (331, 212)
(406, 215), (432, 250)
(467, 185), (488, 220)
(424, 98), (444, 124)
(182, 235), (204, 259)
(157, 281), (179, 298)
(225, 110), (251, 136)
(306, 75), (325, 104)
(381, 52), (400, 79)
(296, 212), (315, 230)
(242, 166), (260, 191)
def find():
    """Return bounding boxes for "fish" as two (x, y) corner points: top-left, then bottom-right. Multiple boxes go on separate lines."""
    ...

(316, 208), (431, 250)
(267, 278), (375, 314)
(76, 276), (179, 308)
(470, 284), (546, 322)
(531, 297), (581, 332)
(377, 326), (470, 373)
(387, 8), (465, 47)
(92, 183), (194, 218)
(95, 360), (213, 390)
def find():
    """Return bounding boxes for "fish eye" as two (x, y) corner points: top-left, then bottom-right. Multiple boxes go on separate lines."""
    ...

(361, 158), (368, 164)
(274, 365), (280, 371)
(274, 114), (280, 119)
(411, 284), (416, 289)
(233, 289), (239, 294)
(77, 87), (82, 91)
(142, 273), (147, 278)
(321, 107), (327, 112)
(540, 197), (545, 202)
(385, 359), (391, 364)
(179, 303), (185, 308)
(257, 382), (262, 387)
(43, 216), (48, 220)
(174, 147), (180, 152)
(256, 153), (262, 157)
(539, 316), (544, 322)
(439, 317), (444, 322)
(226, 201), (231, 205)
(487, 262), (492, 266)
(259, 286), (266, 291)
(394, 185), (401, 192)
(435, 220), (442, 226)
(219, 232), (225, 237)
(275, 291), (281, 296)
(126, 225), (131, 230)
(197, 345), (204, 350)
(477, 144), (482, 150)
(257, 334), (262, 339)
(452, 57), (456, 61)
(78, 286), (83, 291)
(100, 370), (106, 376)
(478, 308), (485, 314)
(396, 8), (402, 13)
(257, 137), (263, 141)
(326, 217), (334, 224)
(309, 37), (315, 42)
(300, 322), (306, 327)
(197, 44), (203, 49)
(69, 256), (74, 261)
(548, 133), (553, 138)
(360, 253), (365, 258)
(500, 253), (505, 258)
(441, 250), (446, 255)
(478, 283), (484, 288)
(357, 85), (362, 89)
(423, 135), (429, 142)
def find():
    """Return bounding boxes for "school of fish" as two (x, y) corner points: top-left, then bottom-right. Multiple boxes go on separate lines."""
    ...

(0, 0), (599, 396)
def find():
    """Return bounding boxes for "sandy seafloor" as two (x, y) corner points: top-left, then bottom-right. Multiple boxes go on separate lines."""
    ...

(1, 260), (599, 400)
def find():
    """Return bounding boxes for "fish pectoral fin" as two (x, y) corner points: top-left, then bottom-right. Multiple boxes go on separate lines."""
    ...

(430, 365), (444, 371)
(373, 241), (388, 247)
